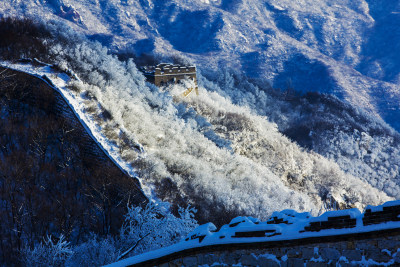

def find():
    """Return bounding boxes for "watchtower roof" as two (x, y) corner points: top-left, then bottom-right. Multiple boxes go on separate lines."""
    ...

(140, 63), (196, 75)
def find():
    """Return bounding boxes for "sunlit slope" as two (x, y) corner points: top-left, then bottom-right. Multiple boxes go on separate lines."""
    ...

(44, 37), (390, 220)
(0, 3), (397, 221)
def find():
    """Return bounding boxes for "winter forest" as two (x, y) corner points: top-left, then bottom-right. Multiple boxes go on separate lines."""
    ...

(1, 0), (400, 265)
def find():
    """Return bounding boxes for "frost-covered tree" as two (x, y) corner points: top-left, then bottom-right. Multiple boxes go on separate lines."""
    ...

(66, 236), (118, 267)
(36, 22), (392, 222)
(22, 204), (197, 266)
(22, 235), (72, 267)
(117, 202), (198, 258)
(4, 17), (395, 241)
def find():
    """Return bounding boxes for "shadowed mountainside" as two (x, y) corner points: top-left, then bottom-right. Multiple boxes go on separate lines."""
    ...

(0, 67), (146, 264)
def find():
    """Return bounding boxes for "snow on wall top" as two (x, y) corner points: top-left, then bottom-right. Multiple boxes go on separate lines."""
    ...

(107, 199), (400, 267)
(139, 63), (196, 75)
(0, 61), (155, 201)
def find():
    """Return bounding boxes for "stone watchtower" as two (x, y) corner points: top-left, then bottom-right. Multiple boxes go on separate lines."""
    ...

(140, 63), (198, 96)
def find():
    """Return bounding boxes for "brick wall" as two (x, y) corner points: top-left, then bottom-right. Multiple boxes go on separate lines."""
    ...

(123, 201), (400, 267)
(154, 72), (196, 87)
(143, 64), (197, 87)
(149, 231), (400, 266)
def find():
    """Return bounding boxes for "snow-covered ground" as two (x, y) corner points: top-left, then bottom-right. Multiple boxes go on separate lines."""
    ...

(1, 0), (399, 224)
(2, 54), (392, 221)
(1, 0), (399, 130)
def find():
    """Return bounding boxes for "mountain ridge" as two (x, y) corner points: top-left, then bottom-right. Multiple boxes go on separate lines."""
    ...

(2, 0), (399, 131)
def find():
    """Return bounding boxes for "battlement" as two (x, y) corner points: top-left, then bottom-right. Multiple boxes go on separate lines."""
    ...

(108, 200), (400, 266)
(140, 63), (197, 87)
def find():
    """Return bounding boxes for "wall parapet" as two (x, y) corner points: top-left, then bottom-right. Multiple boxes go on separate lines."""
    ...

(107, 200), (400, 266)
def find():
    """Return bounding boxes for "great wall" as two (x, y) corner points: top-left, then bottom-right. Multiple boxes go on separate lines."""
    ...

(4, 62), (400, 267)
(0, 63), (146, 201)
(109, 200), (400, 266)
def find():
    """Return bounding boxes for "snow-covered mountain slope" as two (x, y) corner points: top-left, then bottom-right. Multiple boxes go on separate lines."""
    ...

(1, 18), (392, 223)
(1, 2), (398, 223)
(1, 0), (399, 130)
(278, 92), (400, 199)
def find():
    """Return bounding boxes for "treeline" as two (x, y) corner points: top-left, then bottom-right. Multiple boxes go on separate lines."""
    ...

(0, 17), (52, 61)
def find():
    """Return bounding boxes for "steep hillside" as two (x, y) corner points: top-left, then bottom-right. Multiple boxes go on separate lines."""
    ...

(0, 66), (146, 264)
(201, 70), (400, 201)
(19, 16), (400, 209)
(0, 13), (399, 265)
(281, 92), (400, 199)
(1, 0), (399, 130)
(0, 14), (397, 221)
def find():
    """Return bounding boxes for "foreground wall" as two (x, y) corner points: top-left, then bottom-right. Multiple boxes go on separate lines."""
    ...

(162, 231), (400, 266)
(109, 200), (400, 267)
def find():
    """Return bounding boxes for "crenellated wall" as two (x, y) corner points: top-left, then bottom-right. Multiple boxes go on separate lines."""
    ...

(109, 200), (400, 267)
(159, 231), (400, 266)
(141, 63), (197, 87)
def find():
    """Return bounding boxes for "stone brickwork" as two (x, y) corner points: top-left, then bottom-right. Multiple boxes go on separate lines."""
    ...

(155, 233), (400, 266)
(121, 201), (400, 267)
(140, 63), (197, 88)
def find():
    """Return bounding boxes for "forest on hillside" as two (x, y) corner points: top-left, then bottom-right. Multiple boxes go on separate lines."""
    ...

(1, 16), (400, 266)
